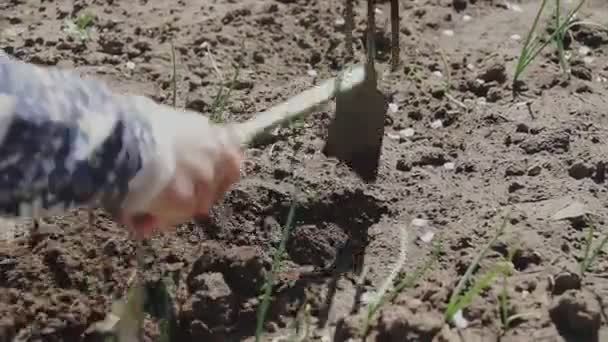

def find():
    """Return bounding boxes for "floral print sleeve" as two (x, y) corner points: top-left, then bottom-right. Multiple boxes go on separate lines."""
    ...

(0, 58), (157, 219)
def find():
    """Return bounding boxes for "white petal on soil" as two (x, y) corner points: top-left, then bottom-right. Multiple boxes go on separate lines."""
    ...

(388, 102), (399, 113)
(510, 34), (521, 41)
(443, 162), (455, 170)
(430, 119), (443, 129)
(420, 231), (435, 243)
(452, 309), (469, 329)
(443, 29), (455, 37)
(411, 218), (429, 227)
(399, 128), (415, 138)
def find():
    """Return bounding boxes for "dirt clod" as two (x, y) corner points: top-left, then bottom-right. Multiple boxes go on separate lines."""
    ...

(551, 270), (582, 295)
(568, 162), (595, 180)
(549, 289), (601, 339)
(376, 305), (442, 342)
(184, 272), (236, 326)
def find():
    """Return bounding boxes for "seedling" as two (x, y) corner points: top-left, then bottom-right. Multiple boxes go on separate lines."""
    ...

(512, 0), (593, 94)
(255, 200), (298, 342)
(438, 47), (452, 93)
(170, 42), (177, 108)
(361, 237), (442, 337)
(206, 42), (243, 123)
(445, 214), (510, 324)
(580, 218), (608, 277)
(63, 13), (95, 41)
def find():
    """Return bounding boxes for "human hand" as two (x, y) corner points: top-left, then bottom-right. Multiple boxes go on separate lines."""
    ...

(115, 105), (242, 240)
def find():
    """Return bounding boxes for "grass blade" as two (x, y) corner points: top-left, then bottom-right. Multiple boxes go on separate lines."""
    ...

(255, 201), (298, 342)
(445, 214), (509, 321)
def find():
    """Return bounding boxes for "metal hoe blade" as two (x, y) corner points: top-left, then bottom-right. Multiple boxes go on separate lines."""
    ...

(323, 0), (387, 182)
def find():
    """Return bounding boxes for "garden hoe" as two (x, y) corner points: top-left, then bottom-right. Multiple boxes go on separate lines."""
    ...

(323, 0), (388, 182)
(221, 61), (386, 181)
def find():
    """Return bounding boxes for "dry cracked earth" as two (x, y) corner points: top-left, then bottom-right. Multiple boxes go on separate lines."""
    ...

(1, 0), (608, 341)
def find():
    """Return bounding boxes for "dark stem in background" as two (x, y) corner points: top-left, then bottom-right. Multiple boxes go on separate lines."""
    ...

(366, 0), (376, 71)
(391, 0), (400, 71)
(345, 0), (354, 57)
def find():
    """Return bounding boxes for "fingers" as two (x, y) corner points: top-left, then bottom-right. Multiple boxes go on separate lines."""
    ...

(120, 212), (159, 240)
(197, 146), (242, 217)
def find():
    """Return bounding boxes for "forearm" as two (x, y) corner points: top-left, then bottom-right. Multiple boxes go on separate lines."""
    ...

(0, 59), (159, 218)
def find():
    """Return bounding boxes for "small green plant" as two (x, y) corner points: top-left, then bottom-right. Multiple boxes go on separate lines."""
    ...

(497, 244), (537, 333)
(580, 218), (608, 277)
(438, 47), (452, 93)
(361, 237), (442, 337)
(285, 302), (312, 342)
(404, 63), (424, 83)
(255, 200), (298, 342)
(205, 42), (243, 123)
(445, 214), (510, 323)
(63, 13), (95, 41)
(170, 42), (178, 108)
(513, 0), (589, 93)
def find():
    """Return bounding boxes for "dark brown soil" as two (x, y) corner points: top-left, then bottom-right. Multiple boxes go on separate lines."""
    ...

(2, 0), (608, 341)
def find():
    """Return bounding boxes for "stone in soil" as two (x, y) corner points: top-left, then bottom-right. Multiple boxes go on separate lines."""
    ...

(549, 289), (601, 339)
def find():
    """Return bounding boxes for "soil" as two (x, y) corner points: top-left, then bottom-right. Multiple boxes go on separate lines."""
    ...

(1, 0), (608, 341)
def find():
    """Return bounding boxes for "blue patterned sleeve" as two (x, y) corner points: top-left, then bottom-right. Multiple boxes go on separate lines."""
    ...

(0, 59), (158, 219)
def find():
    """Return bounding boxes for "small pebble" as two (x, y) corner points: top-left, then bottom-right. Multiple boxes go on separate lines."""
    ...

(463, 15), (472, 22)
(430, 119), (443, 129)
(466, 63), (475, 71)
(307, 69), (318, 77)
(387, 132), (401, 140)
(420, 231), (435, 243)
(399, 128), (415, 138)
(126, 61), (135, 70)
(411, 218), (429, 227)
(578, 46), (591, 56)
(388, 102), (399, 113)
(583, 56), (594, 65)
(510, 34), (521, 41)
(443, 162), (455, 170)
(334, 17), (345, 26)
(432, 70), (443, 78)
(374, 8), (383, 15)
(443, 29), (455, 37)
